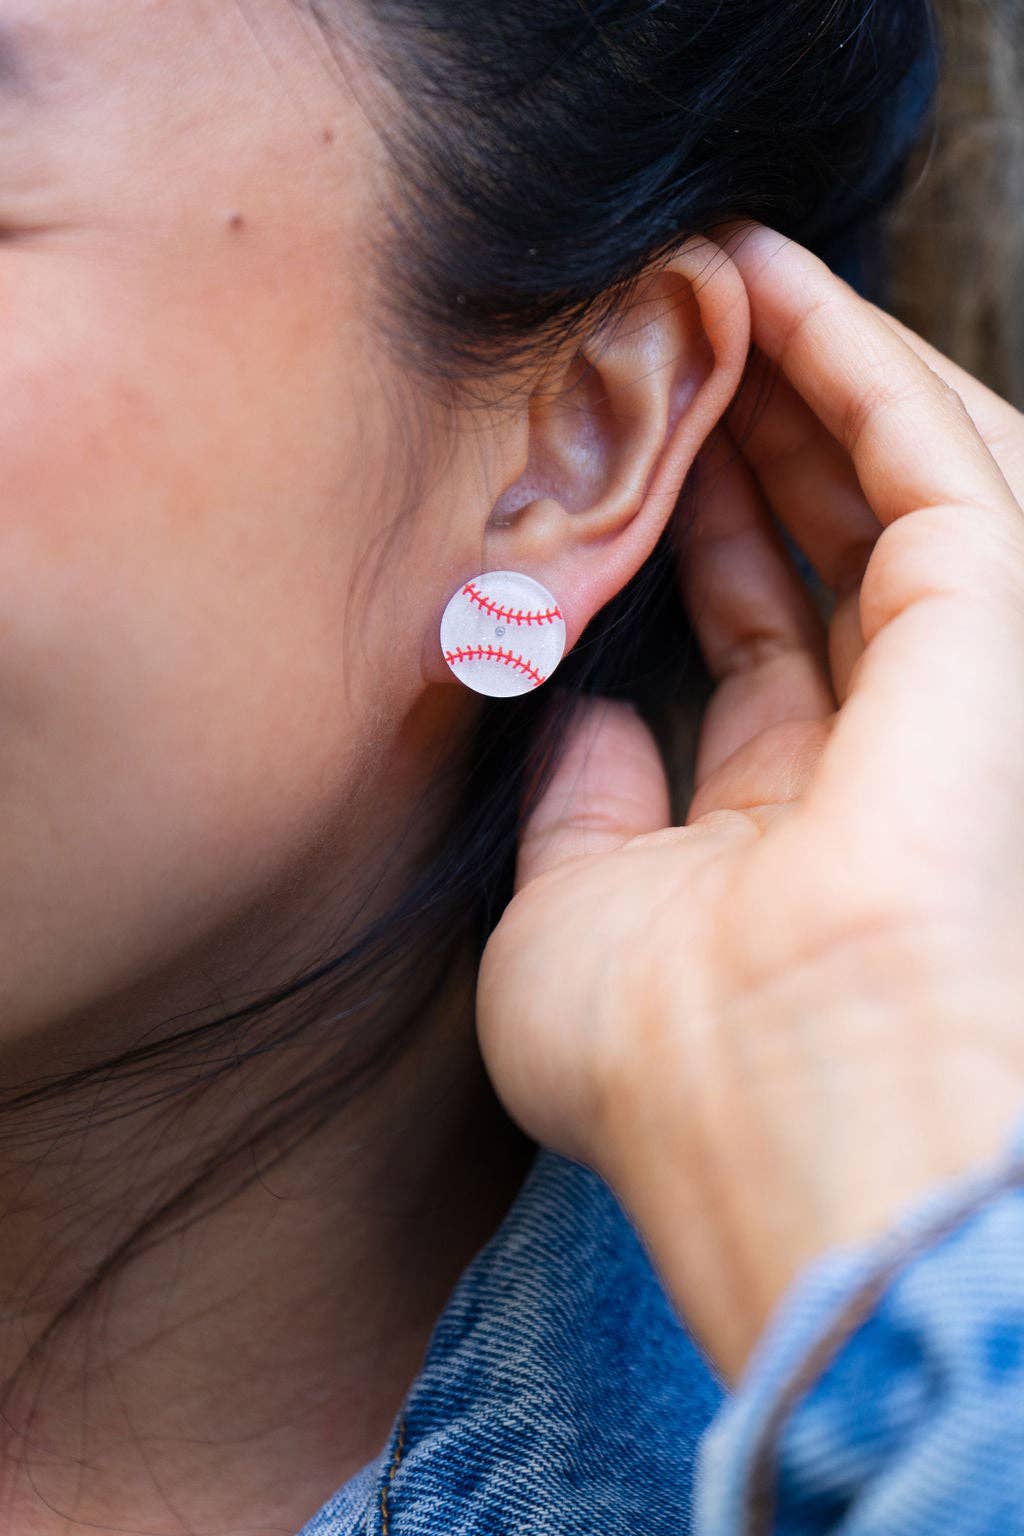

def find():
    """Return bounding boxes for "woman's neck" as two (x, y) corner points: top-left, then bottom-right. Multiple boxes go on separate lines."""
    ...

(0, 948), (535, 1534)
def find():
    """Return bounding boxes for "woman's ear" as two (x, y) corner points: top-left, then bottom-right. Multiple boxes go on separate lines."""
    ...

(478, 234), (751, 652)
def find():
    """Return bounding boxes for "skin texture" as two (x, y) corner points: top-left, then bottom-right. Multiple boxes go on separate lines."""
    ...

(24, 0), (1023, 1521)
(478, 226), (1024, 1382)
(0, 3), (754, 1531)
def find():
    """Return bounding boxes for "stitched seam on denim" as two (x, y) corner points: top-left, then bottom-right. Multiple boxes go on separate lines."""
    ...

(377, 1413), (406, 1536)
(743, 1159), (1024, 1536)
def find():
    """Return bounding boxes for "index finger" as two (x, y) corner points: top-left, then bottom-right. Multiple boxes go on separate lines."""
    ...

(716, 224), (1024, 901)
(722, 223), (1022, 542)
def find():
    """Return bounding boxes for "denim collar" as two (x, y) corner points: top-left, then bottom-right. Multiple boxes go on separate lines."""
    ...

(298, 1145), (723, 1536)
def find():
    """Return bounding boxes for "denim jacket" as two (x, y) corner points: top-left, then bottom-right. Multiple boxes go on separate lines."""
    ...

(297, 1116), (1024, 1536)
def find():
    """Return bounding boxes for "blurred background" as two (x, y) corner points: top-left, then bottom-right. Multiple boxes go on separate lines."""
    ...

(886, 0), (1024, 407)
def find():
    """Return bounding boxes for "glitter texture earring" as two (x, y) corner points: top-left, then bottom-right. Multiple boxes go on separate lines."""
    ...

(439, 570), (567, 697)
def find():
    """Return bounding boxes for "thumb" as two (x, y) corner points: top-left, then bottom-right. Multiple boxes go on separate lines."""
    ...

(515, 696), (672, 892)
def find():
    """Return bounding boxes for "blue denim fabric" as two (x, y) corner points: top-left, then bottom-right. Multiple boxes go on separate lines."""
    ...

(296, 1117), (1024, 1536)
(297, 1144), (726, 1535)
(697, 1118), (1024, 1535)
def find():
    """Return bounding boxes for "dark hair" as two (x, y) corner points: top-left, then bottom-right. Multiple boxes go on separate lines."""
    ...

(341, 0), (938, 389)
(3, 0), (939, 1398)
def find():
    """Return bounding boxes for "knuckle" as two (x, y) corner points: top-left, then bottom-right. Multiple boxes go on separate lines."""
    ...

(838, 374), (889, 457)
(857, 504), (1024, 640)
(940, 380), (971, 418)
(682, 806), (766, 840)
(715, 628), (800, 676)
(841, 375), (932, 457)
(776, 289), (834, 367)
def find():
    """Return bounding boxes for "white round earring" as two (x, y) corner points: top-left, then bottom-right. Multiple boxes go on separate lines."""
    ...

(439, 570), (567, 698)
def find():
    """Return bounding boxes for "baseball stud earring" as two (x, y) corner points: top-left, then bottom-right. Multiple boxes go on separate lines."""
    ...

(440, 570), (567, 697)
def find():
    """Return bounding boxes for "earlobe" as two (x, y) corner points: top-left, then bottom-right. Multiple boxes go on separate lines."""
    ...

(481, 235), (752, 651)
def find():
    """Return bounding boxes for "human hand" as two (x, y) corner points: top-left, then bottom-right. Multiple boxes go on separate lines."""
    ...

(476, 223), (1024, 1382)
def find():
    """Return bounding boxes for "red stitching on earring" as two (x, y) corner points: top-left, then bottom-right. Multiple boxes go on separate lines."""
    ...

(462, 582), (562, 627)
(444, 644), (546, 688)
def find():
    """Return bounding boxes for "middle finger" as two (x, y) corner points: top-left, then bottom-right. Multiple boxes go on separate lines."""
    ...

(726, 344), (881, 597)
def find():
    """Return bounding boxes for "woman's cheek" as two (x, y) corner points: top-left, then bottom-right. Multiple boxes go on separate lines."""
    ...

(0, 265), (383, 1038)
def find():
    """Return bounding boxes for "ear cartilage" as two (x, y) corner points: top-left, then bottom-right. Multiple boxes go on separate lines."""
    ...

(440, 570), (566, 698)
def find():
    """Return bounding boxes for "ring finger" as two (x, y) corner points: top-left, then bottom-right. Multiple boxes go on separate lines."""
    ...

(727, 344), (882, 593)
(678, 421), (835, 792)
(727, 350), (879, 698)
